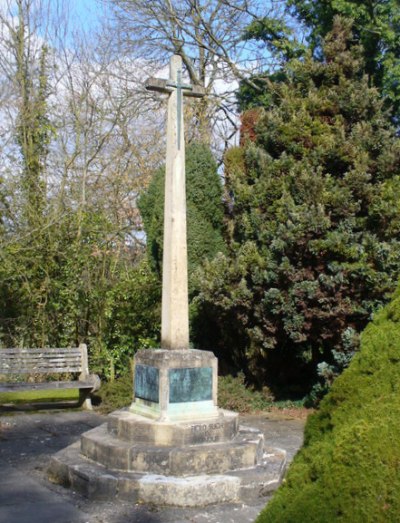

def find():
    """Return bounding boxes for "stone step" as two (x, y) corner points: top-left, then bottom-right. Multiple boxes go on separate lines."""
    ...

(80, 423), (265, 475)
(48, 441), (287, 507)
(107, 408), (239, 445)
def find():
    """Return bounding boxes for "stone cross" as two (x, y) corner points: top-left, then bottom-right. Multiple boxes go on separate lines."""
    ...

(146, 55), (205, 350)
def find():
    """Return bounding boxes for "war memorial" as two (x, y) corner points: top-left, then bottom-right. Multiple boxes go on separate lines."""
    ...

(48, 55), (286, 507)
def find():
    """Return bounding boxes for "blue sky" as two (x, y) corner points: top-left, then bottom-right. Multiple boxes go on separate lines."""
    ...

(69, 0), (107, 31)
(0, 0), (101, 27)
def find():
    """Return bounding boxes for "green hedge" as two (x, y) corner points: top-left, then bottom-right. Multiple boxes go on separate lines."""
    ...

(256, 286), (400, 522)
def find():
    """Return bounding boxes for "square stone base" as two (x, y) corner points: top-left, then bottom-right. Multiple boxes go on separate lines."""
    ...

(130, 349), (219, 422)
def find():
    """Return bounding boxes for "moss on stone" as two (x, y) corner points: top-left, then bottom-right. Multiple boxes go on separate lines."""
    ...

(256, 286), (400, 522)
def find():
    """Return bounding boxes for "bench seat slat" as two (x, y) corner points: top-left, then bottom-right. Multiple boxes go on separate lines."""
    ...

(0, 366), (82, 372)
(1, 347), (81, 351)
(0, 380), (96, 392)
(0, 363), (81, 368)
(0, 354), (81, 357)
(0, 368), (81, 372)
(0, 350), (81, 356)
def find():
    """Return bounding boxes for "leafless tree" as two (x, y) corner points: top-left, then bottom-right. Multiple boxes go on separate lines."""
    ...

(106, 0), (282, 152)
(51, 30), (165, 245)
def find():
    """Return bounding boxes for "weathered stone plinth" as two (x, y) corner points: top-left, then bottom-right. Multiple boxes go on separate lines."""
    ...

(49, 349), (286, 506)
(81, 412), (262, 475)
(48, 407), (287, 506)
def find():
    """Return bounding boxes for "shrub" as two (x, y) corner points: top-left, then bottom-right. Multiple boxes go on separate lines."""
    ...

(138, 142), (225, 280)
(218, 373), (274, 413)
(94, 372), (133, 413)
(256, 285), (400, 522)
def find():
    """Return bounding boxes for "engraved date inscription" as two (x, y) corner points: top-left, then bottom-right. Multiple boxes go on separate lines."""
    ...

(190, 422), (224, 442)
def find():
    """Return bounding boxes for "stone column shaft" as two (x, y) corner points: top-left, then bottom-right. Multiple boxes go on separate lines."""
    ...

(161, 55), (189, 350)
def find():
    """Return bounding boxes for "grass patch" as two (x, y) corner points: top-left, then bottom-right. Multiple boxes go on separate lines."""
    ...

(0, 388), (80, 405)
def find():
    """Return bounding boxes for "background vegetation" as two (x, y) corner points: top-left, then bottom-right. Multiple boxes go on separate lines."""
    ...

(195, 17), (400, 398)
(2, 4), (400, 517)
(0, 0), (399, 405)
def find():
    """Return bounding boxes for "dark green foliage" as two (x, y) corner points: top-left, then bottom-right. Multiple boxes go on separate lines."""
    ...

(243, 17), (305, 63)
(237, 71), (288, 112)
(288, 0), (400, 122)
(218, 373), (274, 413)
(101, 260), (160, 379)
(195, 19), (400, 393)
(93, 371), (133, 413)
(137, 166), (164, 275)
(256, 285), (400, 522)
(139, 143), (226, 284)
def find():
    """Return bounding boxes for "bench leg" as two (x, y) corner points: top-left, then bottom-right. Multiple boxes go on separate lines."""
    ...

(79, 390), (93, 410)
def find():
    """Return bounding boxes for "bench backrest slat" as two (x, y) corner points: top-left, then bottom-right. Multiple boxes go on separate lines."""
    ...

(0, 347), (84, 375)
(1, 366), (83, 374)
(0, 348), (81, 355)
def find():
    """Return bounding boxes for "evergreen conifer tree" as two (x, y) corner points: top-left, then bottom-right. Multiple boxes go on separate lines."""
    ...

(288, 0), (400, 122)
(139, 143), (225, 284)
(195, 18), (400, 394)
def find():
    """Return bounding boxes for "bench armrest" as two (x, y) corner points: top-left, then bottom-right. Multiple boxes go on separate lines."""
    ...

(85, 373), (101, 392)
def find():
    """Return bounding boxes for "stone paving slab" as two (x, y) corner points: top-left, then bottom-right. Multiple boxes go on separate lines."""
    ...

(0, 409), (305, 523)
(0, 465), (87, 523)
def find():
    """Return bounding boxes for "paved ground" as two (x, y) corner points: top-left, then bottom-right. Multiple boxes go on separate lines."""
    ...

(0, 408), (305, 523)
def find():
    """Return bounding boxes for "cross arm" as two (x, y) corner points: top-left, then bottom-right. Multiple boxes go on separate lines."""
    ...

(146, 77), (206, 99)
(145, 77), (172, 94)
(184, 85), (206, 99)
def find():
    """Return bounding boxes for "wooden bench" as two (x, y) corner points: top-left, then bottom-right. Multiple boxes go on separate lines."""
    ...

(0, 344), (100, 409)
